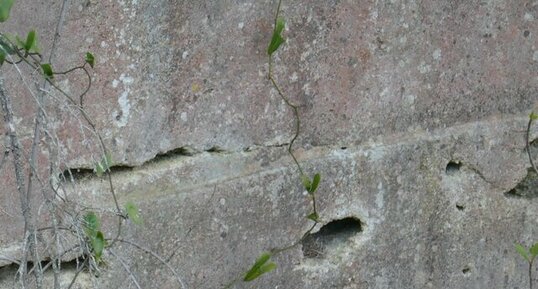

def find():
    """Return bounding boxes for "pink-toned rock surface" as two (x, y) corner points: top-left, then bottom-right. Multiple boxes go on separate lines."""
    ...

(0, 0), (537, 288)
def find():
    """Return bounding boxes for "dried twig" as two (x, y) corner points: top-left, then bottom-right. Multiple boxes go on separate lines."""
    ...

(108, 249), (142, 289)
(0, 73), (32, 289)
(114, 239), (187, 289)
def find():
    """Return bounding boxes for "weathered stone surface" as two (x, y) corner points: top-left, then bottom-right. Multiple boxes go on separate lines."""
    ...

(66, 117), (536, 289)
(4, 0), (537, 166)
(0, 0), (538, 288)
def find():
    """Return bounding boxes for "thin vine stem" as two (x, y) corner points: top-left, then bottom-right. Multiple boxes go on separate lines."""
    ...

(267, 0), (318, 220)
(525, 116), (538, 174)
(267, 0), (304, 177)
(270, 222), (317, 255)
(268, 69), (303, 176)
(223, 2), (322, 287)
(529, 261), (533, 289)
(525, 114), (537, 289)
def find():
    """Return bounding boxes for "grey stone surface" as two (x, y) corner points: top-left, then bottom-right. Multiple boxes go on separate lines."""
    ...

(0, 0), (537, 288)
(72, 118), (537, 289)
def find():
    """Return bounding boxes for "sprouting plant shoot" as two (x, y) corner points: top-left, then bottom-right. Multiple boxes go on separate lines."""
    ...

(267, 17), (285, 56)
(515, 242), (538, 289)
(95, 152), (112, 176)
(243, 252), (277, 282)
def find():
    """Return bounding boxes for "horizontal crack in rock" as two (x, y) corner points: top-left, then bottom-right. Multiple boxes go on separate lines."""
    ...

(60, 146), (234, 182)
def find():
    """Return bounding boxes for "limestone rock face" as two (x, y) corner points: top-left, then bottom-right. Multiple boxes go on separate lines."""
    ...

(0, 0), (537, 288)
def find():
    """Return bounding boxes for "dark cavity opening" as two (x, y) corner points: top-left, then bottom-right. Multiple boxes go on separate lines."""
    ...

(59, 164), (133, 182)
(504, 168), (538, 199)
(151, 146), (197, 163)
(206, 146), (226, 153)
(462, 266), (471, 274)
(446, 161), (461, 175)
(59, 168), (94, 181)
(302, 217), (362, 259)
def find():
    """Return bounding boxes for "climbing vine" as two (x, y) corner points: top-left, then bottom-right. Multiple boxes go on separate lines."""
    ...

(223, 0), (322, 287)
(514, 112), (538, 289)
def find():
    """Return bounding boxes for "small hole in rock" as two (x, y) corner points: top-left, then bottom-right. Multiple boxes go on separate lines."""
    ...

(302, 217), (362, 259)
(446, 161), (461, 175)
(456, 204), (465, 211)
(462, 267), (471, 274)
(340, 146), (347, 150)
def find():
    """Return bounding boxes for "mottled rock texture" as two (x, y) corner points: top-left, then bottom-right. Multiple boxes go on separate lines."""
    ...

(1, 0), (538, 288)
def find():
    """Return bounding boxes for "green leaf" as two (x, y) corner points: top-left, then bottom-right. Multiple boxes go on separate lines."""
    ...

(24, 30), (35, 52)
(91, 231), (106, 261)
(15, 35), (25, 49)
(0, 50), (5, 66)
(515, 243), (530, 262)
(0, 0), (15, 22)
(95, 162), (105, 177)
(83, 213), (105, 262)
(104, 152), (112, 169)
(530, 112), (538, 121)
(125, 202), (143, 225)
(95, 153), (112, 176)
(244, 252), (274, 281)
(306, 212), (319, 222)
(309, 173), (321, 194)
(244, 262), (276, 282)
(301, 174), (311, 192)
(267, 17), (285, 55)
(40, 63), (54, 79)
(530, 242), (538, 258)
(85, 52), (95, 68)
(261, 262), (277, 273)
(83, 212), (100, 237)
(27, 33), (39, 53)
